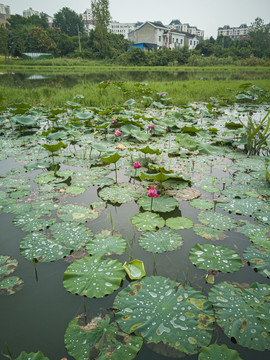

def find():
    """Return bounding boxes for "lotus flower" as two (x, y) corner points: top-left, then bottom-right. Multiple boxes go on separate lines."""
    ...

(133, 162), (141, 169)
(114, 129), (121, 137)
(148, 123), (155, 130)
(148, 187), (159, 198)
(110, 117), (117, 123)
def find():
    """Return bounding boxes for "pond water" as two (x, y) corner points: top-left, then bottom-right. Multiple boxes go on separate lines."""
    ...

(1, 69), (270, 89)
(0, 99), (270, 360)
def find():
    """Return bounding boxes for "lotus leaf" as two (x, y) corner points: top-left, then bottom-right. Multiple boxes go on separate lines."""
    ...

(221, 184), (255, 199)
(250, 233), (270, 250)
(93, 177), (115, 186)
(243, 245), (270, 278)
(190, 199), (214, 210)
(0, 276), (24, 295)
(20, 232), (71, 262)
(169, 188), (201, 201)
(14, 115), (37, 127)
(193, 225), (225, 241)
(2, 202), (32, 214)
(134, 145), (161, 155)
(101, 152), (122, 164)
(64, 186), (86, 195)
(189, 244), (242, 272)
(42, 141), (68, 153)
(99, 183), (142, 204)
(114, 276), (214, 355)
(86, 233), (126, 256)
(197, 211), (237, 231)
(9, 190), (31, 199)
(57, 204), (99, 223)
(0, 255), (18, 278)
(131, 212), (165, 231)
(137, 195), (178, 213)
(198, 344), (242, 360)
(218, 198), (265, 216)
(14, 216), (56, 232)
(138, 229), (183, 253)
(51, 222), (93, 251)
(63, 256), (125, 298)
(166, 217), (193, 230)
(15, 351), (49, 360)
(65, 314), (143, 360)
(254, 211), (270, 225)
(123, 260), (146, 280)
(236, 220), (268, 237)
(12, 212), (43, 229)
(200, 184), (220, 193)
(208, 281), (270, 350)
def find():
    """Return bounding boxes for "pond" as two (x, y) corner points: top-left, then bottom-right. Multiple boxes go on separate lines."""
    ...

(1, 69), (270, 89)
(0, 86), (270, 360)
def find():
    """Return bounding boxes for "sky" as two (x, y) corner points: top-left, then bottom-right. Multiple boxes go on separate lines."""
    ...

(3, 0), (270, 38)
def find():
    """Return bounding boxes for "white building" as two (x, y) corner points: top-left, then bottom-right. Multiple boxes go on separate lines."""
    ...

(81, 8), (95, 34)
(168, 19), (204, 39)
(108, 21), (136, 39)
(217, 24), (249, 40)
(23, 7), (40, 17)
(0, 3), (10, 14)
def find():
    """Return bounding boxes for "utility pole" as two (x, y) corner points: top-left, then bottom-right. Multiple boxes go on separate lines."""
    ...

(77, 24), (82, 53)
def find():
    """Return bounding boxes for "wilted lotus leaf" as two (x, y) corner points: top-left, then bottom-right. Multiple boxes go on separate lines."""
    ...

(190, 199), (214, 210)
(166, 217), (193, 230)
(65, 314), (143, 360)
(114, 276), (214, 355)
(138, 229), (183, 253)
(137, 195), (178, 213)
(189, 244), (242, 272)
(63, 256), (125, 298)
(0, 255), (18, 279)
(99, 183), (142, 204)
(198, 344), (242, 360)
(171, 188), (201, 201)
(209, 281), (270, 350)
(0, 276), (24, 295)
(197, 211), (237, 231)
(131, 212), (165, 231)
(15, 351), (49, 360)
(193, 225), (225, 241)
(218, 198), (265, 216)
(86, 231), (126, 256)
(57, 204), (99, 223)
(20, 232), (71, 262)
(243, 245), (270, 278)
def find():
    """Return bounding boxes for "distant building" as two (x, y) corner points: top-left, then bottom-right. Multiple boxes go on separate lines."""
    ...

(108, 21), (136, 39)
(168, 19), (204, 40)
(23, 8), (40, 17)
(81, 8), (95, 34)
(0, 3), (10, 15)
(217, 24), (249, 40)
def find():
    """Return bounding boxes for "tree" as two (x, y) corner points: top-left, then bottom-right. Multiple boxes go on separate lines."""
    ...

(53, 7), (84, 37)
(91, 0), (111, 58)
(249, 17), (270, 58)
(0, 25), (8, 61)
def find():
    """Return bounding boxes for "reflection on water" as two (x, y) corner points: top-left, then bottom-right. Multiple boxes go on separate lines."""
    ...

(1, 70), (270, 88)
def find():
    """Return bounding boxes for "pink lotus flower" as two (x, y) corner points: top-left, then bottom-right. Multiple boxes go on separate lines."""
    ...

(108, 80), (111, 84)
(110, 117), (117, 123)
(148, 187), (159, 198)
(114, 129), (121, 137)
(148, 122), (155, 130)
(159, 93), (163, 96)
(133, 161), (141, 169)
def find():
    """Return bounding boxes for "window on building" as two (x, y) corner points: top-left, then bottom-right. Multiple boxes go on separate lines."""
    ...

(159, 36), (161, 42)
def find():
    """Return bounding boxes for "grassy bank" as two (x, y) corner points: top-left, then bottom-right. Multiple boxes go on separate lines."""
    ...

(1, 79), (270, 108)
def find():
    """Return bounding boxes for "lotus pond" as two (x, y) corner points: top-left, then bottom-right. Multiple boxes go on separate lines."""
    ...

(0, 81), (270, 360)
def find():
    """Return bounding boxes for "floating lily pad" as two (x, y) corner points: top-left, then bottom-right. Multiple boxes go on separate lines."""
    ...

(131, 212), (165, 231)
(0, 255), (18, 278)
(9, 189), (31, 199)
(199, 344), (242, 360)
(209, 281), (270, 350)
(99, 183), (142, 204)
(65, 186), (86, 195)
(250, 233), (270, 250)
(168, 188), (201, 201)
(86, 232), (126, 256)
(137, 195), (178, 213)
(218, 198), (265, 216)
(65, 314), (143, 360)
(200, 184), (220, 193)
(3, 202), (32, 214)
(189, 244), (242, 272)
(114, 276), (214, 355)
(20, 232), (71, 262)
(243, 245), (270, 278)
(0, 276), (24, 295)
(15, 351), (50, 360)
(138, 229), (183, 253)
(197, 211), (237, 231)
(123, 260), (146, 280)
(63, 256), (125, 298)
(236, 220), (269, 237)
(190, 199), (214, 210)
(193, 225), (225, 241)
(166, 217), (193, 230)
(57, 204), (99, 223)
(254, 211), (270, 225)
(14, 215), (56, 232)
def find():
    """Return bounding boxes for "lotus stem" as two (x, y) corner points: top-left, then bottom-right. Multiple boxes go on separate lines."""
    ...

(150, 197), (153, 212)
(115, 163), (118, 184)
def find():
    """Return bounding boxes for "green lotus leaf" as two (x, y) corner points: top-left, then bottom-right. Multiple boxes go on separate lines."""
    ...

(199, 344), (242, 360)
(130, 128), (149, 142)
(51, 222), (93, 251)
(189, 244), (242, 272)
(131, 212), (165, 231)
(197, 211), (237, 231)
(114, 276), (214, 355)
(99, 183), (142, 204)
(65, 314), (143, 360)
(209, 281), (270, 350)
(250, 233), (270, 250)
(101, 152), (122, 164)
(254, 211), (270, 225)
(0, 255), (18, 279)
(14, 115), (37, 127)
(2, 202), (32, 214)
(139, 172), (169, 183)
(9, 190), (31, 199)
(134, 145), (161, 155)
(65, 186), (86, 195)
(31, 200), (59, 213)
(200, 184), (220, 193)
(42, 141), (68, 153)
(15, 351), (49, 360)
(34, 173), (57, 184)
(190, 199), (214, 210)
(138, 229), (183, 253)
(124, 99), (136, 106)
(13, 216), (56, 232)
(218, 198), (265, 216)
(137, 195), (178, 213)
(86, 232), (126, 256)
(47, 131), (67, 140)
(20, 232), (71, 262)
(92, 177), (115, 186)
(63, 256), (125, 298)
(12, 212), (42, 229)
(57, 204), (99, 223)
(236, 220), (269, 237)
(193, 225), (225, 241)
(243, 245), (270, 278)
(221, 184), (255, 199)
(166, 216), (193, 230)
(0, 276), (24, 295)
(123, 259), (146, 280)
(163, 179), (189, 190)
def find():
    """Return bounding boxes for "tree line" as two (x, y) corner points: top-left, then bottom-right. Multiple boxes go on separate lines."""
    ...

(0, 2), (269, 65)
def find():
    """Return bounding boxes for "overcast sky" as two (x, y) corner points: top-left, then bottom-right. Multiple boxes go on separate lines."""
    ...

(3, 0), (270, 38)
